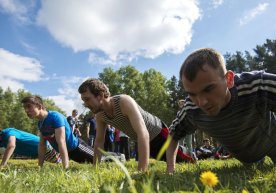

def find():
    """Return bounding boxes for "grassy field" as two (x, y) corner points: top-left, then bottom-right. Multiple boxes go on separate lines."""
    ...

(0, 158), (275, 193)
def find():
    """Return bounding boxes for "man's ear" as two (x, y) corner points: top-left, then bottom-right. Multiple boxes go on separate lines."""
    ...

(225, 70), (234, 88)
(97, 91), (104, 100)
(37, 104), (44, 110)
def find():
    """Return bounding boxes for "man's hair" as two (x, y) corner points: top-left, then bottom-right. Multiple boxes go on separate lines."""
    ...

(78, 78), (110, 98)
(72, 109), (78, 113)
(21, 95), (44, 108)
(180, 48), (226, 81)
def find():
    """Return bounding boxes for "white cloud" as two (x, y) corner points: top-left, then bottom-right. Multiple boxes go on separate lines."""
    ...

(48, 94), (89, 116)
(239, 3), (268, 26)
(0, 48), (44, 91)
(0, 77), (24, 91)
(211, 0), (223, 8)
(47, 95), (75, 116)
(37, 0), (201, 64)
(0, 0), (36, 23)
(48, 76), (88, 116)
(88, 52), (118, 65)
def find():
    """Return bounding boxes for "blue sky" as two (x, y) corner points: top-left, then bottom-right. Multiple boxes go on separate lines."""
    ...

(1, 0), (276, 115)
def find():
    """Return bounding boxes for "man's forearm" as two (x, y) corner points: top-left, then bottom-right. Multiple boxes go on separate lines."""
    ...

(58, 143), (69, 168)
(93, 143), (102, 165)
(1, 146), (15, 166)
(166, 139), (178, 173)
(137, 135), (149, 171)
(38, 145), (46, 167)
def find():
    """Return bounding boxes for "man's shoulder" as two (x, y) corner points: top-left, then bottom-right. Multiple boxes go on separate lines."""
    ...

(235, 70), (276, 94)
(115, 94), (139, 111)
(47, 111), (66, 122)
(117, 94), (136, 101)
(49, 111), (65, 117)
(235, 70), (268, 84)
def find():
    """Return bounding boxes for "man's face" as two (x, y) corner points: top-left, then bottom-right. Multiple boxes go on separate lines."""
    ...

(80, 89), (102, 114)
(178, 101), (185, 108)
(72, 111), (78, 117)
(23, 103), (41, 119)
(204, 140), (210, 146)
(182, 64), (232, 116)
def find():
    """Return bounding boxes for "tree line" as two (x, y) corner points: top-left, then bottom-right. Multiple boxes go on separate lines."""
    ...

(1, 39), (275, 145)
(0, 88), (65, 134)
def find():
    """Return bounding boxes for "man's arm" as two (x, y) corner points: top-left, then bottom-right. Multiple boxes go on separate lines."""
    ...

(86, 122), (90, 137)
(38, 133), (46, 167)
(121, 95), (150, 171)
(166, 106), (192, 172)
(166, 138), (179, 173)
(75, 128), (82, 137)
(93, 114), (107, 165)
(1, 136), (16, 167)
(55, 127), (69, 168)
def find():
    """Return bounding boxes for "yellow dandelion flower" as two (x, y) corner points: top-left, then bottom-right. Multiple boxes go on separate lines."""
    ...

(200, 171), (219, 187)
(242, 190), (249, 193)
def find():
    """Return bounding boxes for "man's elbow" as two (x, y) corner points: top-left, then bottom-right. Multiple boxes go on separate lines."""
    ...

(138, 130), (150, 141)
(8, 144), (16, 149)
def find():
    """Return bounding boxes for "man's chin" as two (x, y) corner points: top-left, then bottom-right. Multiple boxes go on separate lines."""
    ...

(91, 109), (101, 114)
(204, 109), (219, 116)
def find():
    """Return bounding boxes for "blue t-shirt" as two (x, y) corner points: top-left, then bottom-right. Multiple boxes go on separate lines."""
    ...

(0, 128), (39, 157)
(105, 127), (115, 143)
(38, 111), (78, 152)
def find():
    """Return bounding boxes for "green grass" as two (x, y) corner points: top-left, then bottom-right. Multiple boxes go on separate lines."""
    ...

(0, 158), (275, 193)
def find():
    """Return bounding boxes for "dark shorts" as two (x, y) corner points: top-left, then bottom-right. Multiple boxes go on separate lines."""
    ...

(150, 125), (193, 162)
(68, 138), (94, 163)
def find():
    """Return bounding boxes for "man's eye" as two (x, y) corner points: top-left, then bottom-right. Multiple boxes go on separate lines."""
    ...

(204, 86), (213, 92)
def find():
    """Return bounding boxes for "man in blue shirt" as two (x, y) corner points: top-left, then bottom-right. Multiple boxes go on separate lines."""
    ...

(0, 128), (61, 168)
(21, 95), (124, 168)
(21, 95), (93, 169)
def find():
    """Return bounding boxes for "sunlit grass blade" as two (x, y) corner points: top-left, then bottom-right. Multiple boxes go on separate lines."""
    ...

(156, 135), (172, 161)
(99, 149), (137, 193)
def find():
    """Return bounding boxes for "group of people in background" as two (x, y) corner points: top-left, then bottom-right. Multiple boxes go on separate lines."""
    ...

(1, 47), (276, 172)
(66, 111), (133, 161)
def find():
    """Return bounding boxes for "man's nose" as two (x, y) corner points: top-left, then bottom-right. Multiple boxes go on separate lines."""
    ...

(196, 95), (208, 107)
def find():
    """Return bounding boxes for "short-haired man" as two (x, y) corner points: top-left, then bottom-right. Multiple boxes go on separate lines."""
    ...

(167, 48), (276, 172)
(67, 109), (82, 137)
(21, 95), (94, 168)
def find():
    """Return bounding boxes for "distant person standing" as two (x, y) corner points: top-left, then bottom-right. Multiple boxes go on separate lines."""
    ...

(67, 109), (81, 137)
(119, 131), (130, 161)
(86, 113), (96, 147)
(114, 128), (120, 153)
(104, 125), (115, 152)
